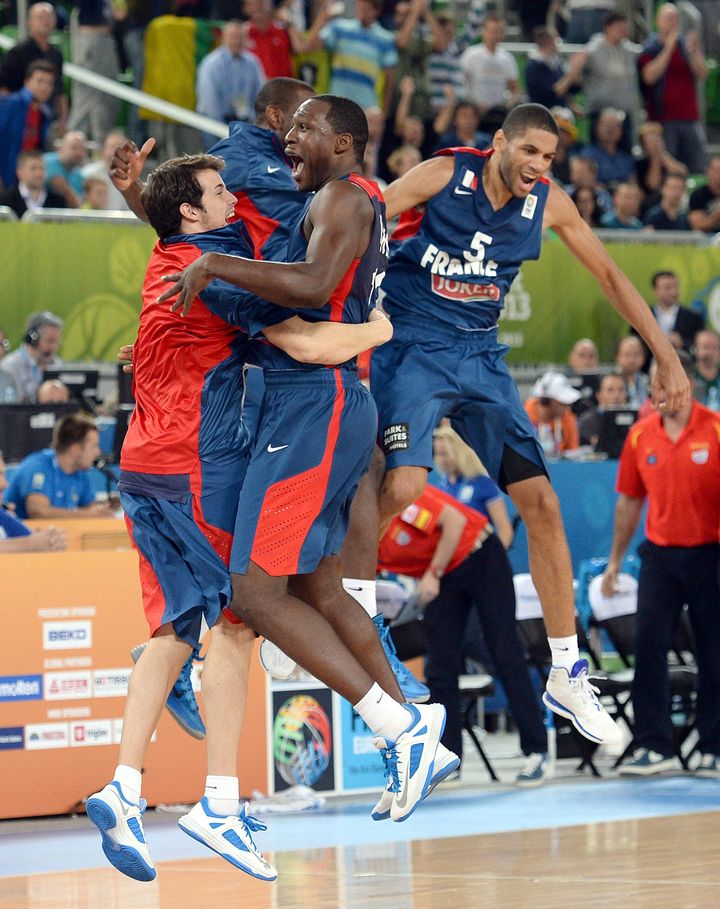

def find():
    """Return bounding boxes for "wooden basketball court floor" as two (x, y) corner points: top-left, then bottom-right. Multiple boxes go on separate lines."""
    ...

(2, 774), (719, 909)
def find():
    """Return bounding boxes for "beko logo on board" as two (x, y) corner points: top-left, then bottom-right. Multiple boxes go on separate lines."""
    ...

(43, 621), (92, 650)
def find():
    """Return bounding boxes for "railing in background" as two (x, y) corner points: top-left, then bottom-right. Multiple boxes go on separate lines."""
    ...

(20, 208), (145, 225)
(0, 31), (228, 139)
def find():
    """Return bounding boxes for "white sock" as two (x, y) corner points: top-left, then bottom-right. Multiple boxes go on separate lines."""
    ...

(354, 682), (411, 741)
(548, 635), (580, 671)
(113, 764), (142, 805)
(343, 578), (377, 618)
(204, 775), (240, 817)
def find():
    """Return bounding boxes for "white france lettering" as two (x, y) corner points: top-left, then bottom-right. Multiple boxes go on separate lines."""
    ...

(420, 244), (439, 268)
(433, 250), (450, 273)
(422, 238), (500, 277)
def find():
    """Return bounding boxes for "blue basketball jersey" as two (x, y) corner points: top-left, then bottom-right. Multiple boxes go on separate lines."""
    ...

(382, 148), (550, 332)
(248, 173), (389, 371)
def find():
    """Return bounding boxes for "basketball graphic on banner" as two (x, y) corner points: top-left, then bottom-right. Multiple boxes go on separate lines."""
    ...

(273, 694), (332, 787)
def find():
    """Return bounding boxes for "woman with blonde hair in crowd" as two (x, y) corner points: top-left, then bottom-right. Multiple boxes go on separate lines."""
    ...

(419, 424), (549, 785)
(432, 424), (514, 548)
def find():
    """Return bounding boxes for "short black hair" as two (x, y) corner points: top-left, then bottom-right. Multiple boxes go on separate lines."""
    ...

(502, 103), (559, 141)
(25, 59), (55, 80)
(253, 76), (314, 119)
(53, 413), (96, 454)
(651, 270), (677, 287)
(313, 94), (369, 163)
(141, 154), (225, 239)
(532, 26), (555, 44)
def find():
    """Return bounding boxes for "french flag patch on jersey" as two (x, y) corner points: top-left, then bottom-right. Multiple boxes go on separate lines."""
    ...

(461, 168), (477, 190)
(454, 168), (478, 196)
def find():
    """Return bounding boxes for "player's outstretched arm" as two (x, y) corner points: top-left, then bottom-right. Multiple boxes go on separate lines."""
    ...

(384, 156), (454, 221)
(263, 309), (393, 364)
(544, 183), (690, 411)
(158, 180), (374, 317)
(109, 138), (155, 222)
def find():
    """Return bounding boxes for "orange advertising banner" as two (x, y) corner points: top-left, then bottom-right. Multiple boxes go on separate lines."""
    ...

(0, 541), (268, 819)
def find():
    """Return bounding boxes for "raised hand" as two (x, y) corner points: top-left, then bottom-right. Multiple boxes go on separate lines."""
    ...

(109, 138), (156, 192)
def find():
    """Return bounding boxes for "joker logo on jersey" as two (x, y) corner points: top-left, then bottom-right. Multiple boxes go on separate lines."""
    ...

(431, 275), (500, 303)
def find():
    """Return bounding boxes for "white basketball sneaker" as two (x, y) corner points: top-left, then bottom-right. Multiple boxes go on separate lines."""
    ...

(86, 781), (156, 882)
(543, 659), (621, 745)
(178, 798), (277, 881)
(371, 741), (460, 821)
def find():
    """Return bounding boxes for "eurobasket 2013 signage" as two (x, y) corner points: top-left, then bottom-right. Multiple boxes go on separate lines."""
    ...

(271, 685), (335, 793)
(267, 681), (387, 795)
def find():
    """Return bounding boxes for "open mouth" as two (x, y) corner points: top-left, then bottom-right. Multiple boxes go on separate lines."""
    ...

(286, 150), (305, 180)
(519, 172), (536, 190)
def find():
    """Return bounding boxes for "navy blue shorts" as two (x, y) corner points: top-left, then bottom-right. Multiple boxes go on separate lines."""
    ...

(230, 369), (377, 577)
(122, 458), (246, 648)
(370, 315), (546, 486)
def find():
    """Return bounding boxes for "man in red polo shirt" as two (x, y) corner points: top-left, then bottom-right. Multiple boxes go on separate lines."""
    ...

(601, 352), (720, 777)
(377, 484), (548, 792)
(243, 0), (301, 79)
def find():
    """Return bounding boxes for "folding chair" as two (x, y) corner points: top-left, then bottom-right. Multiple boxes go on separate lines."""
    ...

(513, 574), (602, 776)
(459, 671), (499, 782)
(587, 575), (698, 770)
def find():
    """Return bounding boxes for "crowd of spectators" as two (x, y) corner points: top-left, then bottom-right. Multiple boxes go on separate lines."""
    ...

(0, 1), (718, 223)
(519, 267), (720, 461)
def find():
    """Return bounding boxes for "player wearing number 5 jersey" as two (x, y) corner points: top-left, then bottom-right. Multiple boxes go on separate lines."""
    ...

(369, 102), (690, 748)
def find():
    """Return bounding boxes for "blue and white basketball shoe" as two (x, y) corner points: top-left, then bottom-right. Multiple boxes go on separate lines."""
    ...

(373, 702), (445, 823)
(86, 781), (156, 882)
(371, 740), (459, 821)
(178, 798), (277, 881)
